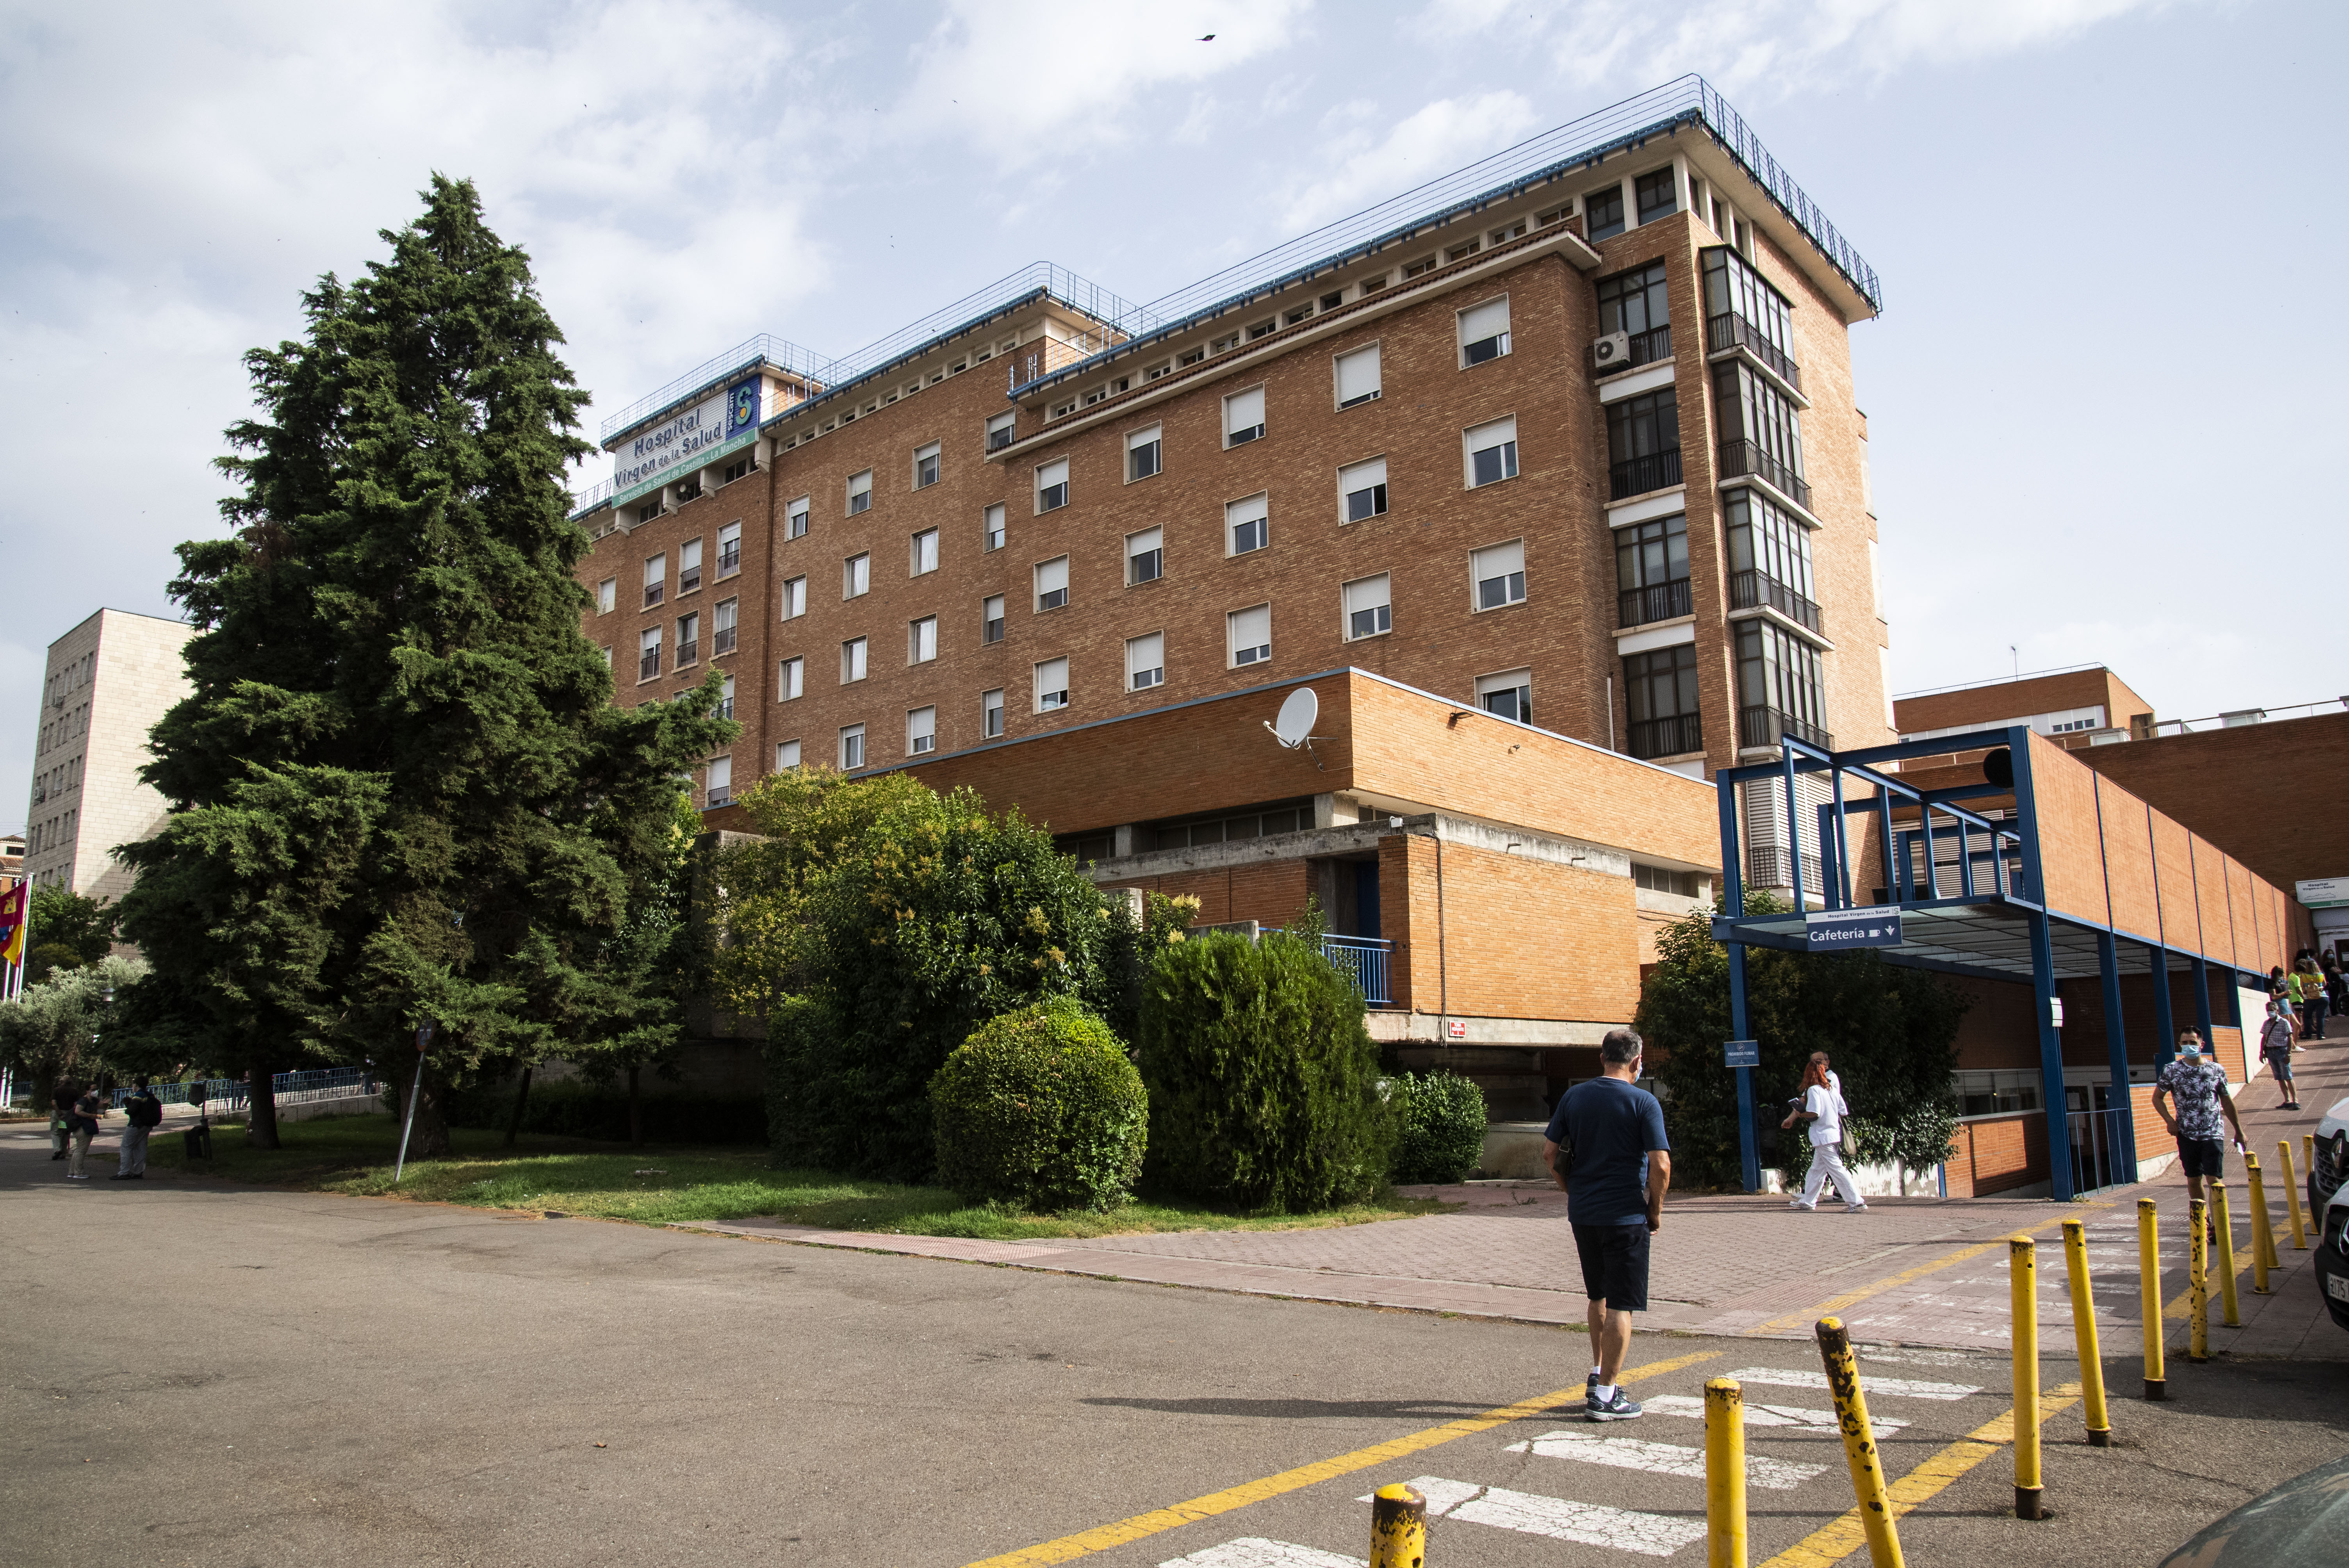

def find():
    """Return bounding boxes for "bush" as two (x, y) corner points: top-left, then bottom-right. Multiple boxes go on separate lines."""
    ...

(1390, 1071), (1487, 1184)
(446, 1079), (767, 1145)
(1136, 930), (1395, 1212)
(929, 998), (1147, 1212)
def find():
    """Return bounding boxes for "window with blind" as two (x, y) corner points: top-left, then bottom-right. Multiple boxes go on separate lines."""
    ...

(1227, 493), (1269, 556)
(1224, 385), (1265, 446)
(1472, 540), (1526, 610)
(1127, 423), (1162, 481)
(717, 521), (741, 577)
(909, 616), (938, 663)
(1465, 416), (1518, 487)
(1228, 604), (1271, 667)
(839, 725), (865, 769)
(913, 440), (941, 489)
(786, 497), (810, 538)
(776, 739), (801, 770)
(1476, 667), (1532, 724)
(1340, 456), (1388, 522)
(779, 657), (803, 700)
(1034, 657), (1070, 712)
(1035, 555), (1069, 611)
(841, 638), (868, 684)
(907, 706), (936, 755)
(1036, 458), (1069, 512)
(847, 469), (872, 515)
(1127, 632), (1164, 691)
(1344, 574), (1392, 640)
(1335, 344), (1381, 408)
(1126, 527), (1162, 585)
(679, 538), (703, 595)
(643, 553), (666, 608)
(1458, 296), (1511, 366)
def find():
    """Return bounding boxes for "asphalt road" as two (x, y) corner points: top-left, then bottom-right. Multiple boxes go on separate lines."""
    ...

(6, 1124), (2347, 1568)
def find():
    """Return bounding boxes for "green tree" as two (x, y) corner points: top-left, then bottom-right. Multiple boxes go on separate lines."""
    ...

(119, 175), (734, 1153)
(929, 997), (1148, 1212)
(23, 886), (117, 983)
(1637, 896), (1966, 1189)
(0, 956), (146, 1098)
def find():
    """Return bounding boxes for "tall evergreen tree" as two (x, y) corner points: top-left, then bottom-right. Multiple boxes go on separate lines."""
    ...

(121, 176), (734, 1152)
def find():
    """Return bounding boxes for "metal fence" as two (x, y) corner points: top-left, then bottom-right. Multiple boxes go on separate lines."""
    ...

(112, 1066), (384, 1112)
(2066, 1106), (2134, 1196)
(1320, 935), (1394, 1007)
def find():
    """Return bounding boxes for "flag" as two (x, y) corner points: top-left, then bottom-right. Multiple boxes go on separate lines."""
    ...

(0, 880), (26, 968)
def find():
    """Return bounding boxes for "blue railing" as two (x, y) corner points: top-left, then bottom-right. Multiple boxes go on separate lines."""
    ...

(112, 1066), (384, 1110)
(1320, 935), (1394, 1007)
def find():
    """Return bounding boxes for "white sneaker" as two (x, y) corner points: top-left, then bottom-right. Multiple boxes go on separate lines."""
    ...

(1845, 1202), (1869, 1213)
(1789, 1200), (1816, 1211)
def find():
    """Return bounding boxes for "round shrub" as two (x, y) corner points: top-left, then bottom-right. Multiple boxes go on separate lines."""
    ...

(929, 997), (1148, 1212)
(1136, 930), (1397, 1212)
(1390, 1071), (1487, 1185)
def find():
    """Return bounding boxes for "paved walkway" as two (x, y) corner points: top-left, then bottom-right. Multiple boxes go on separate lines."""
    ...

(695, 1032), (2349, 1358)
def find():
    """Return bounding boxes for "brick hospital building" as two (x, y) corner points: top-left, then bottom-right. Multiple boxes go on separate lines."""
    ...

(568, 79), (1896, 1135)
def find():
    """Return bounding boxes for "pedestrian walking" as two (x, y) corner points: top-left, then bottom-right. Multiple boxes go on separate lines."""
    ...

(2293, 956), (2328, 1044)
(2153, 1030), (2246, 1230)
(114, 1078), (162, 1180)
(49, 1079), (78, 1160)
(1782, 1058), (1867, 1212)
(2323, 950), (2346, 1017)
(2258, 998), (2302, 1110)
(65, 1085), (104, 1180)
(1543, 1027), (1670, 1423)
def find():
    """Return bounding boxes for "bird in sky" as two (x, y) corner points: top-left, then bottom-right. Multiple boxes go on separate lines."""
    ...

(1197, 34), (1215, 41)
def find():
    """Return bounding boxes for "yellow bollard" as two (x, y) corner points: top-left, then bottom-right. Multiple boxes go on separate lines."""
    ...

(2280, 1140), (2308, 1251)
(2212, 1178), (2240, 1327)
(2246, 1156), (2274, 1294)
(1815, 1317), (1905, 1567)
(1706, 1377), (1748, 1568)
(2138, 1199), (2166, 1401)
(2188, 1197), (2210, 1363)
(1370, 1482), (1426, 1568)
(2062, 1219), (2111, 1445)
(2305, 1134), (2317, 1194)
(2011, 1235), (2043, 1519)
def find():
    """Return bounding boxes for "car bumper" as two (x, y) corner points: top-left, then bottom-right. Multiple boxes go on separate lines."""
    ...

(2315, 1244), (2349, 1331)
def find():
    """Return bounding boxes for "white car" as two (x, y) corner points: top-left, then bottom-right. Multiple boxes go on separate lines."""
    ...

(2310, 1097), (2349, 1219)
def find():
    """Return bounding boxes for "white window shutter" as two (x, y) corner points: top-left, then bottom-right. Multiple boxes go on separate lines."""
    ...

(1460, 297), (1510, 344)
(1225, 386), (1265, 433)
(1335, 346), (1381, 404)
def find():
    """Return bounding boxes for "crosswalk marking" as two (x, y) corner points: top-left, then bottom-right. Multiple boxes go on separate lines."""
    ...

(1641, 1393), (1909, 1440)
(1159, 1541), (1365, 1568)
(1384, 1476), (1706, 1558)
(1722, 1366), (1978, 1400)
(1504, 1428), (1827, 1491)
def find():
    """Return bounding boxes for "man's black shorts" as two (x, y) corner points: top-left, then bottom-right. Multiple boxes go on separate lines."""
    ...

(1572, 1222), (1652, 1312)
(2178, 1137), (2226, 1180)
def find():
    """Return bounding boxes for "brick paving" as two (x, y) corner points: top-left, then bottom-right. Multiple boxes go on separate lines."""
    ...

(693, 1031), (2349, 1357)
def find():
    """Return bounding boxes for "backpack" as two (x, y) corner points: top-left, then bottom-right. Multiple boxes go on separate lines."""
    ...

(128, 1094), (164, 1128)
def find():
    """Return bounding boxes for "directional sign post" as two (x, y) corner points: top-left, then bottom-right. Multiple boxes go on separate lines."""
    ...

(1725, 1039), (1761, 1191)
(1804, 905), (1904, 951)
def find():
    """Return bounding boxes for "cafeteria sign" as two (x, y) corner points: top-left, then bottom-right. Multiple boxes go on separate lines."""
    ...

(1805, 905), (1903, 950)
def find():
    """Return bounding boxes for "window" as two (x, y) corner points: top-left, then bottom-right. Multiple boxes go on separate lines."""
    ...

(1635, 864), (1702, 897)
(1223, 386), (1265, 447)
(1227, 493), (1269, 556)
(1126, 527), (1162, 585)
(1736, 619), (1828, 749)
(1228, 604), (1271, 667)
(1472, 540), (1526, 610)
(1249, 318), (1277, 340)
(1465, 417), (1518, 487)
(1403, 255), (1438, 278)
(1724, 488), (1819, 630)
(1034, 656), (1070, 712)
(1285, 305), (1312, 326)
(1335, 344), (1381, 408)
(982, 688), (1005, 738)
(1148, 799), (1314, 851)
(779, 656), (804, 700)
(782, 575), (807, 620)
(643, 553), (666, 608)
(1634, 167), (1677, 225)
(908, 706), (937, 755)
(777, 739), (801, 770)
(675, 612), (700, 665)
(1616, 514), (1691, 626)
(1127, 632), (1165, 691)
(1477, 667), (1532, 724)
(713, 597), (738, 655)
(723, 457), (752, 485)
(982, 593), (1006, 644)
(1036, 458), (1069, 512)
(1625, 644), (1702, 759)
(987, 411), (1015, 451)
(843, 552), (870, 599)
(637, 500), (663, 526)
(1321, 290), (1344, 311)
(847, 469), (873, 515)
(1458, 298), (1511, 366)
(638, 627), (661, 681)
(705, 754), (733, 809)
(909, 615), (938, 663)
(1606, 389), (1682, 499)
(1584, 182), (1626, 240)
(911, 527), (939, 576)
(841, 637), (868, 683)
(1344, 574), (1392, 640)
(717, 674), (735, 720)
(913, 441), (941, 489)
(839, 725), (865, 770)
(596, 577), (615, 614)
(600, 644), (613, 668)
(1035, 556), (1069, 611)
(675, 476), (702, 504)
(1126, 424), (1162, 481)
(1713, 361), (1808, 508)
(787, 497), (810, 538)
(1596, 260), (1670, 348)
(982, 502), (1006, 552)
(718, 521), (741, 577)
(679, 538), (703, 595)
(1339, 457), (1387, 523)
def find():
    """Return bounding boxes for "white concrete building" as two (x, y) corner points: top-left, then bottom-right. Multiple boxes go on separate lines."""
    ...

(23, 609), (194, 902)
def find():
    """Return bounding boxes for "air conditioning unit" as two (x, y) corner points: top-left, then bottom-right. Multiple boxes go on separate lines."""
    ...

(1592, 331), (1633, 372)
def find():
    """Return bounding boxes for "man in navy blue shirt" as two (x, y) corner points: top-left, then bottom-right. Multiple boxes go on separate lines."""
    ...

(1543, 1027), (1670, 1421)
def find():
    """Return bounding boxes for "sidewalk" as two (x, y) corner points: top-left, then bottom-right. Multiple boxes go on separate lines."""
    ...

(690, 1032), (2349, 1357)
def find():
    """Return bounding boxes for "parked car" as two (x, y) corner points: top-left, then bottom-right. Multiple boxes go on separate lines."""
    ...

(2159, 1452), (2349, 1564)
(2310, 1097), (2349, 1219)
(2318, 1177), (2349, 1334)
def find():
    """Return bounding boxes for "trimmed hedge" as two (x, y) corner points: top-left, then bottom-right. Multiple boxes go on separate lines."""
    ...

(1390, 1071), (1487, 1184)
(447, 1079), (766, 1145)
(1136, 930), (1395, 1212)
(929, 998), (1147, 1212)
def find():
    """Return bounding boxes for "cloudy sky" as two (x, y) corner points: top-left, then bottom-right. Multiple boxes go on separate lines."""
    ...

(3, 0), (2342, 830)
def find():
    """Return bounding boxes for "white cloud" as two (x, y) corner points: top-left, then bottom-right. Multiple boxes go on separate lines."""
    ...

(1276, 90), (1541, 232)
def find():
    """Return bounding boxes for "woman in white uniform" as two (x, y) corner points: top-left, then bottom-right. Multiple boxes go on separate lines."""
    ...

(1781, 1058), (1866, 1212)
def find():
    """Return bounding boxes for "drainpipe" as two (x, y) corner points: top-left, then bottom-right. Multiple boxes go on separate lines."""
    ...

(1435, 827), (1448, 1047)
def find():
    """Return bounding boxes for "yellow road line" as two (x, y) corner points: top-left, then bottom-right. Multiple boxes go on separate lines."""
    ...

(959, 1349), (1721, 1567)
(1758, 1382), (2083, 1568)
(1746, 1208), (2099, 1339)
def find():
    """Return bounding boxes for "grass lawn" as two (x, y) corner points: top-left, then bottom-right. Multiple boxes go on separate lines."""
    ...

(149, 1112), (1452, 1239)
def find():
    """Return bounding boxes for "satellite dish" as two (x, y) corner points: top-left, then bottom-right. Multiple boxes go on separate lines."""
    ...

(1271, 688), (1318, 749)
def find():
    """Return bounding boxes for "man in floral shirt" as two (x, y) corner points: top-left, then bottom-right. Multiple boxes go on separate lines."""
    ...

(2152, 1028), (2246, 1214)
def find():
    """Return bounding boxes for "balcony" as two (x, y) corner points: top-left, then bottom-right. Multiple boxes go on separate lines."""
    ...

(1319, 934), (1394, 1007)
(1627, 712), (1703, 760)
(1716, 440), (1812, 512)
(638, 650), (659, 682)
(1729, 570), (1821, 633)
(1608, 447), (1683, 501)
(1706, 312), (1802, 394)
(1618, 577), (1693, 629)
(1594, 324), (1672, 376)
(1739, 704), (1831, 751)
(676, 638), (699, 667)
(713, 625), (736, 656)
